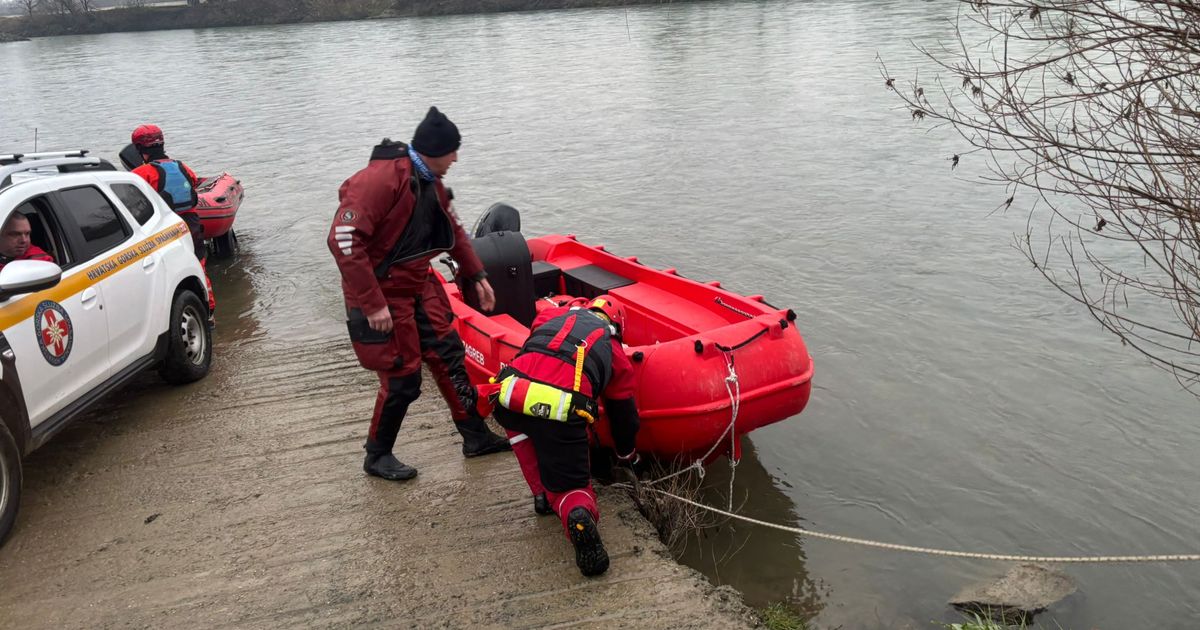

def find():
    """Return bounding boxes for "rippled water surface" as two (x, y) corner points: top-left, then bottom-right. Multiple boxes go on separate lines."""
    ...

(3, 2), (1198, 627)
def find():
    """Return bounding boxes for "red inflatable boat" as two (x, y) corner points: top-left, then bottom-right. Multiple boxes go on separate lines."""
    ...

(194, 173), (244, 258)
(441, 209), (813, 462)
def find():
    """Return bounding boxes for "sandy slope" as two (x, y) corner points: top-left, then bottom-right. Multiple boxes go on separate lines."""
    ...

(0, 337), (756, 629)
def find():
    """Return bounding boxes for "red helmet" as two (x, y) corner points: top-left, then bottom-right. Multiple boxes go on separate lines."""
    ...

(131, 124), (164, 148)
(588, 295), (627, 334)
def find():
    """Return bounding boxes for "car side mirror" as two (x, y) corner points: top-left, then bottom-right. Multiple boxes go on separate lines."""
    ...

(0, 260), (62, 302)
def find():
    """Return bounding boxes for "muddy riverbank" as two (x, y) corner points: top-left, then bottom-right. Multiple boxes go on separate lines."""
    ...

(0, 333), (757, 628)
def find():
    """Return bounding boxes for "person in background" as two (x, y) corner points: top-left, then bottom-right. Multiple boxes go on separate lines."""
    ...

(129, 124), (216, 318)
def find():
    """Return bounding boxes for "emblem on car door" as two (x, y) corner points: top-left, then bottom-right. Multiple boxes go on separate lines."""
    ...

(34, 300), (73, 366)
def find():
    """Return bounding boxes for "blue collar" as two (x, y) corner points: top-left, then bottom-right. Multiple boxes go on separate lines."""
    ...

(408, 147), (436, 182)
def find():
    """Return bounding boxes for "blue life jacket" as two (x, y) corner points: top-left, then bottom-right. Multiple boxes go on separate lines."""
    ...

(151, 160), (198, 212)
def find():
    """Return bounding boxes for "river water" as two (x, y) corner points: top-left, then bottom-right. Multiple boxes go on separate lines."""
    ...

(3, 1), (1198, 627)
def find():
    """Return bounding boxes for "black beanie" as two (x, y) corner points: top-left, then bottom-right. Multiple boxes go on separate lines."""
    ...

(411, 106), (461, 158)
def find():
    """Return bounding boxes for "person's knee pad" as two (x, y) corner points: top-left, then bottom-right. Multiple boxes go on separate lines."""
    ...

(385, 371), (423, 406)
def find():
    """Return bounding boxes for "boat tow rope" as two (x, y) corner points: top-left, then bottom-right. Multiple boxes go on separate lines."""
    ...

(625, 350), (1200, 564)
(644, 350), (742, 512)
(614, 482), (1200, 564)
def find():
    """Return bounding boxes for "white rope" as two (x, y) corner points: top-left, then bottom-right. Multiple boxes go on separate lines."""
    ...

(645, 350), (742, 491)
(722, 351), (740, 512)
(620, 484), (1200, 564)
(625, 344), (1200, 565)
(624, 349), (1200, 564)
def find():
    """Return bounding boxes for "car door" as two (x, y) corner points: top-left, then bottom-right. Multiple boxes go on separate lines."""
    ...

(44, 184), (138, 406)
(1, 190), (112, 429)
(100, 181), (164, 372)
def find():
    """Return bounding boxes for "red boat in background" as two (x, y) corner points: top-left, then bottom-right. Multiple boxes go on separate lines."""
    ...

(440, 205), (813, 462)
(119, 144), (244, 259)
(194, 173), (243, 258)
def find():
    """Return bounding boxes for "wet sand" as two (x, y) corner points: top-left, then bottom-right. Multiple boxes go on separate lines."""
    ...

(0, 336), (755, 628)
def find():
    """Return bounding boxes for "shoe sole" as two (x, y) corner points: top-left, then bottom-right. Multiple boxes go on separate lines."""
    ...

(364, 467), (418, 481)
(567, 509), (609, 577)
(462, 442), (513, 458)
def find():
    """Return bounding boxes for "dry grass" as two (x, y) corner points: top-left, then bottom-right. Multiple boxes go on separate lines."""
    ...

(618, 459), (725, 553)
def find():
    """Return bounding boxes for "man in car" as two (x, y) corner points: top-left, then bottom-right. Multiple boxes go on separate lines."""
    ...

(0, 213), (53, 272)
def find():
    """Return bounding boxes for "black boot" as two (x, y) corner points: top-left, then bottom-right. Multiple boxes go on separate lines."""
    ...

(456, 415), (512, 458)
(567, 506), (609, 577)
(362, 374), (421, 480)
(363, 453), (418, 481)
(533, 492), (554, 516)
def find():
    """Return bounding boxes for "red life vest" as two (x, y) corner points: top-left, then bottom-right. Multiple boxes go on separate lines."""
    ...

(520, 309), (614, 395)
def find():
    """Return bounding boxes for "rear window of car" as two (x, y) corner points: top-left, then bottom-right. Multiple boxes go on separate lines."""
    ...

(57, 186), (130, 260)
(111, 183), (155, 226)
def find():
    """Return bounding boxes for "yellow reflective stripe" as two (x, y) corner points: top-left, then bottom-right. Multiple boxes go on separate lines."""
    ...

(573, 344), (585, 393)
(556, 390), (570, 421)
(499, 375), (515, 408)
(0, 223), (190, 331)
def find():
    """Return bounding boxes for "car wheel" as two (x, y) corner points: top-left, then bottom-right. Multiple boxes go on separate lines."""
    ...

(0, 422), (22, 547)
(159, 289), (213, 385)
(211, 229), (238, 260)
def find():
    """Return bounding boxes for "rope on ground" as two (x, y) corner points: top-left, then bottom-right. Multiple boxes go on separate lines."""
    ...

(618, 484), (1200, 564)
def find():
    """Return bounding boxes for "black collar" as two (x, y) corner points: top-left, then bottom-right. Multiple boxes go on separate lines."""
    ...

(370, 139), (409, 161)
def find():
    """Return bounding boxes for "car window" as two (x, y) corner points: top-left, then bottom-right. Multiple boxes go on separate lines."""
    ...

(6, 198), (68, 268)
(57, 186), (131, 260)
(110, 184), (155, 226)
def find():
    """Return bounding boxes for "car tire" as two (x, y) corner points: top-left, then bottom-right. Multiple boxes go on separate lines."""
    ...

(211, 229), (237, 260)
(0, 422), (22, 547)
(159, 289), (212, 385)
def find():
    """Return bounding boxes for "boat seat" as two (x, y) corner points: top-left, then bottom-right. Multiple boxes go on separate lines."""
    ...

(562, 264), (635, 300)
(531, 260), (563, 298)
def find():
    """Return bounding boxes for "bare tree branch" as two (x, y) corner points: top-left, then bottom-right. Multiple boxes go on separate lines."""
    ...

(885, 0), (1200, 394)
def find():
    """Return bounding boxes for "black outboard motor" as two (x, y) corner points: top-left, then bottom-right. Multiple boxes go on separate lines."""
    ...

(460, 204), (536, 327)
(118, 143), (143, 171)
(473, 202), (522, 238)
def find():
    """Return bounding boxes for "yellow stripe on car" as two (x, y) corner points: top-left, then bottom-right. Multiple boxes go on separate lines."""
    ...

(0, 223), (190, 330)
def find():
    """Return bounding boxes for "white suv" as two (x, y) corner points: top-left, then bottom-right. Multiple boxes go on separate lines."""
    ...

(0, 150), (213, 544)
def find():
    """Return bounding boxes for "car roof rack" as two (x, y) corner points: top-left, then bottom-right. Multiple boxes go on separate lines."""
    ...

(0, 151), (117, 191)
(0, 149), (91, 166)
